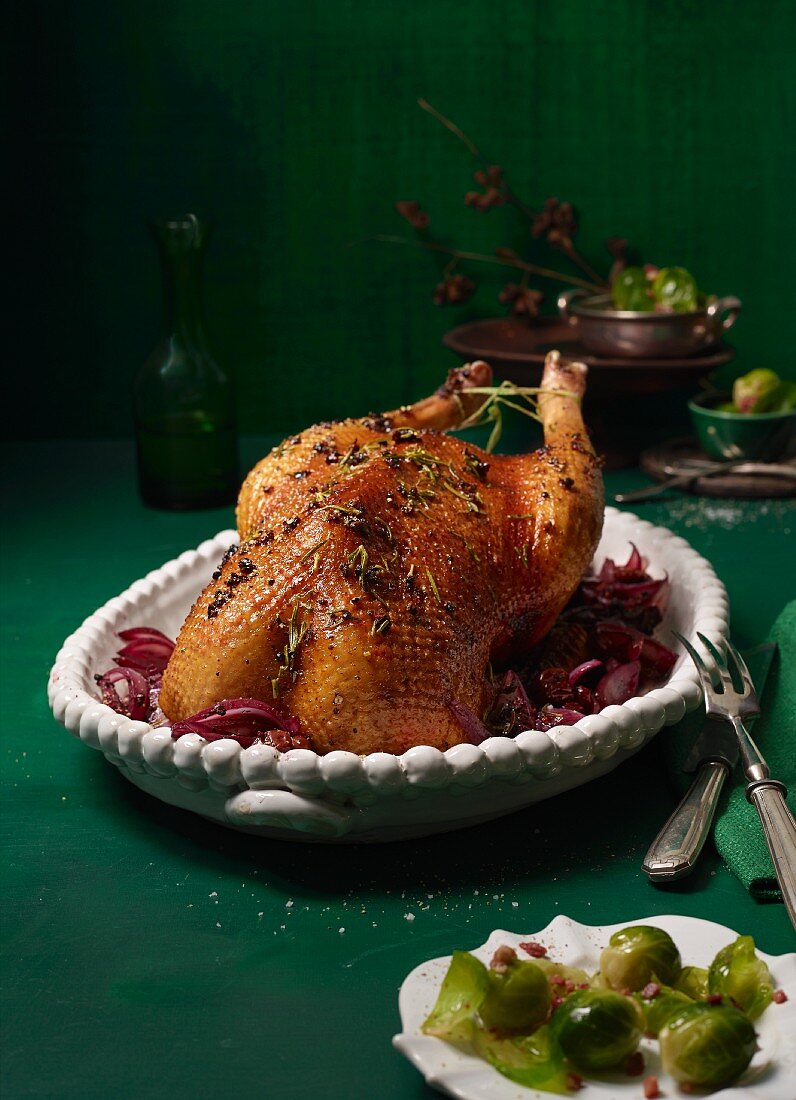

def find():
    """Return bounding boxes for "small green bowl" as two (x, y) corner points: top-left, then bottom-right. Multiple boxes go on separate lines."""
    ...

(688, 393), (796, 461)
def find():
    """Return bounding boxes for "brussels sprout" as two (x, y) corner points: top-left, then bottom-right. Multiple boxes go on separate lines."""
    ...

(479, 958), (551, 1033)
(652, 266), (699, 312)
(549, 988), (643, 1071)
(733, 368), (783, 414)
(422, 951), (490, 1041)
(708, 935), (773, 1020)
(635, 985), (693, 1037)
(674, 965), (709, 1000)
(599, 925), (682, 991)
(767, 380), (796, 412)
(659, 1001), (757, 1088)
(474, 1025), (573, 1095)
(612, 267), (653, 311)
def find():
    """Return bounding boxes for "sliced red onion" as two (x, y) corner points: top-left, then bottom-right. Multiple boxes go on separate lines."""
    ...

(568, 659), (604, 687)
(597, 557), (616, 584)
(594, 621), (645, 662)
(173, 697), (300, 735)
(115, 637), (175, 673)
(622, 543), (647, 574)
(533, 706), (585, 732)
(493, 670), (536, 729)
(118, 627), (175, 645)
(449, 699), (491, 745)
(596, 660), (641, 706)
(639, 635), (677, 678)
(96, 666), (150, 721)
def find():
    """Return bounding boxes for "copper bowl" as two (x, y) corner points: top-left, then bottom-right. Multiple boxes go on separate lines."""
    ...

(558, 290), (741, 359)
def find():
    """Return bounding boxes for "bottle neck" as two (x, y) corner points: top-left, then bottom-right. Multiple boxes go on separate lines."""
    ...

(150, 216), (210, 347)
(160, 251), (207, 343)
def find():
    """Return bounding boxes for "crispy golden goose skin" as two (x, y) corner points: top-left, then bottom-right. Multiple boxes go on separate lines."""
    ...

(160, 353), (604, 755)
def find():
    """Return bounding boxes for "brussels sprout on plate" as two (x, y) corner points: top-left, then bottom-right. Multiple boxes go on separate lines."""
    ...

(479, 957), (551, 1033)
(635, 984), (693, 1037)
(549, 988), (644, 1071)
(708, 935), (774, 1021)
(659, 1001), (757, 1089)
(599, 925), (681, 992)
(674, 964), (709, 1000)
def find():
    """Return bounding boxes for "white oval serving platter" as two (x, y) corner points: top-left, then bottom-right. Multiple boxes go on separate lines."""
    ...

(394, 913), (796, 1100)
(48, 508), (727, 843)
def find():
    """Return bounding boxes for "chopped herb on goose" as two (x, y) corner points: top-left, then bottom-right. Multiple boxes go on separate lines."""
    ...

(427, 569), (443, 604)
(372, 615), (392, 636)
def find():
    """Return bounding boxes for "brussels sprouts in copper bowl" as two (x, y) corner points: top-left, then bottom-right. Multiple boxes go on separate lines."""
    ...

(559, 266), (741, 359)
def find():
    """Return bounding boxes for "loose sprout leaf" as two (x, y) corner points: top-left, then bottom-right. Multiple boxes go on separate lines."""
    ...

(659, 1002), (757, 1088)
(421, 951), (490, 1041)
(474, 1025), (574, 1095)
(708, 935), (773, 1021)
(674, 965), (709, 1001)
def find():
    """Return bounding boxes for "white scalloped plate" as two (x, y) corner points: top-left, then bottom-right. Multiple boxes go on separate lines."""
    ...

(48, 508), (728, 842)
(394, 914), (796, 1099)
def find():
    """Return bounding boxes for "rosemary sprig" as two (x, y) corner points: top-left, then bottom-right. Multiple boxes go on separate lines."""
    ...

(272, 597), (312, 697)
(455, 382), (578, 453)
(299, 536), (329, 563)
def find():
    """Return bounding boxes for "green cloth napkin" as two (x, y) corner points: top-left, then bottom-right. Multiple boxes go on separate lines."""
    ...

(660, 600), (796, 898)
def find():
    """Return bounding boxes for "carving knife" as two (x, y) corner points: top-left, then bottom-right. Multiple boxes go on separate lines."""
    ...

(643, 642), (777, 882)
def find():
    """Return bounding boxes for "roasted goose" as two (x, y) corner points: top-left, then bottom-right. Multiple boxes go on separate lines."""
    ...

(160, 352), (604, 754)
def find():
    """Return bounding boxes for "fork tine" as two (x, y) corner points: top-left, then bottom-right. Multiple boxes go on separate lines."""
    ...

(725, 639), (755, 697)
(697, 633), (733, 692)
(673, 631), (716, 694)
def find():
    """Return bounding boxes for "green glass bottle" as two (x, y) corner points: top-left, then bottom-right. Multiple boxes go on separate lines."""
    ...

(134, 215), (239, 509)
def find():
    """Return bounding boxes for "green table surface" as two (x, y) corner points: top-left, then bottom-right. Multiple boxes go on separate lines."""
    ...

(2, 438), (795, 1099)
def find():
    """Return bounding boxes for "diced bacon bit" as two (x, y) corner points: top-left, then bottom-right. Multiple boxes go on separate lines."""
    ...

(490, 945), (517, 972)
(567, 1073), (585, 1091)
(706, 993), (723, 1004)
(551, 995), (566, 1011)
(773, 989), (788, 1004)
(625, 1051), (645, 1077)
(643, 1075), (661, 1099)
(519, 941), (548, 958)
(641, 982), (661, 999)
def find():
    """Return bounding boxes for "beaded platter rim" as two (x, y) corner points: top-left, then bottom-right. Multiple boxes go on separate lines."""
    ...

(48, 508), (727, 814)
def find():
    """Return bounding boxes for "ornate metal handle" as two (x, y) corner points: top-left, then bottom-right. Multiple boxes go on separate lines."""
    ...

(747, 782), (796, 930)
(558, 288), (588, 326)
(643, 761), (729, 881)
(706, 295), (742, 333)
(225, 789), (353, 838)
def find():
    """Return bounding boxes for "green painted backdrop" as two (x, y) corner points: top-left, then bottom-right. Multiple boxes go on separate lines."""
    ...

(8, 0), (796, 440)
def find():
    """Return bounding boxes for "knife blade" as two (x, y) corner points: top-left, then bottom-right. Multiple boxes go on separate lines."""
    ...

(643, 642), (777, 882)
